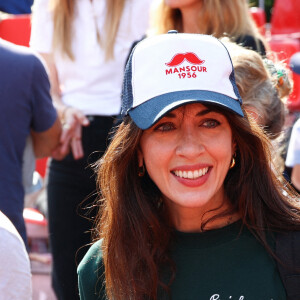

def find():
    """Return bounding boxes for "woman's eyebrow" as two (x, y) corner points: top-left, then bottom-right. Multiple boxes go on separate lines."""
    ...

(163, 112), (177, 118)
(196, 109), (212, 116)
(163, 108), (212, 119)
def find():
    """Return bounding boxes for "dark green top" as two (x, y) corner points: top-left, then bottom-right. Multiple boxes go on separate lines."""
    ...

(78, 221), (286, 299)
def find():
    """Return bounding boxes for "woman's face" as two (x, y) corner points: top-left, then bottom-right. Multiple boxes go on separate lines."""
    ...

(164, 0), (201, 10)
(138, 103), (235, 227)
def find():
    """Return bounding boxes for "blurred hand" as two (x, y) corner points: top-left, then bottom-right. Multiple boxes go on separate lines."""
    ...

(52, 107), (89, 160)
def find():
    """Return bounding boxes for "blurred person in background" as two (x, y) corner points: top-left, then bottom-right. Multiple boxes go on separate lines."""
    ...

(286, 117), (300, 192)
(30, 0), (152, 298)
(0, 0), (33, 14)
(285, 53), (300, 192)
(225, 40), (292, 172)
(150, 0), (267, 55)
(0, 38), (61, 248)
(0, 210), (32, 300)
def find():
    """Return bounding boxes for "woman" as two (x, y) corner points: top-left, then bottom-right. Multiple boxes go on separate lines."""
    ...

(78, 33), (300, 299)
(150, 0), (267, 55)
(30, 0), (151, 298)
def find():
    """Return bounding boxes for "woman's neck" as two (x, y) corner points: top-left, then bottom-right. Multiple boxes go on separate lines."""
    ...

(180, 3), (202, 33)
(174, 209), (240, 233)
(167, 192), (240, 233)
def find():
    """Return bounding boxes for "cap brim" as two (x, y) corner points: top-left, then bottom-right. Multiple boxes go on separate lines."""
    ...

(129, 90), (244, 130)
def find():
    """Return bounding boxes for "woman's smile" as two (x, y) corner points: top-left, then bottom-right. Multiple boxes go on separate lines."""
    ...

(171, 164), (211, 187)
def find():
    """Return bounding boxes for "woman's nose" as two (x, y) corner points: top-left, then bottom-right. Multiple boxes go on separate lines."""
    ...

(175, 129), (205, 159)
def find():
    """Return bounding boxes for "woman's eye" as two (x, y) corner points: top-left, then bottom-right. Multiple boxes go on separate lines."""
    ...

(154, 122), (175, 132)
(202, 119), (220, 128)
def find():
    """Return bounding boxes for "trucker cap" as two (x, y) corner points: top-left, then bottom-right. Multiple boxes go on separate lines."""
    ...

(121, 32), (244, 130)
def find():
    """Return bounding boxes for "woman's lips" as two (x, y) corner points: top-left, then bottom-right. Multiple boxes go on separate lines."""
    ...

(171, 165), (211, 187)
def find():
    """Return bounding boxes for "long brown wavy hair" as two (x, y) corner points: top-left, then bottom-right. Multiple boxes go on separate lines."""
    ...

(150, 0), (266, 52)
(94, 105), (300, 300)
(50, 0), (125, 60)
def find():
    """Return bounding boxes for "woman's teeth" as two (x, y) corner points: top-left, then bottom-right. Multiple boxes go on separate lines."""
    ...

(173, 167), (209, 179)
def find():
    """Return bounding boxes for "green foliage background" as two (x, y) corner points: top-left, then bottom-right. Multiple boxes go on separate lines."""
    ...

(250, 0), (275, 22)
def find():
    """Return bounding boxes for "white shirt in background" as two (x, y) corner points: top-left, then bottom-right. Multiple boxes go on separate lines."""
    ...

(286, 118), (300, 167)
(0, 211), (32, 300)
(30, 0), (152, 116)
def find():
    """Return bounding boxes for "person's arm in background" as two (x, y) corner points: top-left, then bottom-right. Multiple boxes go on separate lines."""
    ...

(31, 117), (61, 158)
(38, 53), (89, 160)
(30, 0), (88, 160)
(29, 53), (61, 158)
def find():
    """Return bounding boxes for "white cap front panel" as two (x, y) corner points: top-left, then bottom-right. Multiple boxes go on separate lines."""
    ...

(131, 34), (237, 108)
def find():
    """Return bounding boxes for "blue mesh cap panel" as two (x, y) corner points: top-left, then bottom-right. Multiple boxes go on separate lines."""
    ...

(229, 70), (242, 105)
(218, 39), (243, 105)
(121, 50), (134, 116)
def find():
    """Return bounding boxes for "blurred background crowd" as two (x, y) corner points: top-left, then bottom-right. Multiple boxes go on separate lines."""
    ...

(0, 0), (299, 299)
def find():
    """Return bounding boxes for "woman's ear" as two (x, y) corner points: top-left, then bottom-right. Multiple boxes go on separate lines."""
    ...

(137, 147), (144, 167)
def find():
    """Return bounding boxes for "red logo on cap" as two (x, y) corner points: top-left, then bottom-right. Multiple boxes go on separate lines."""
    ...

(165, 52), (207, 79)
(165, 52), (205, 67)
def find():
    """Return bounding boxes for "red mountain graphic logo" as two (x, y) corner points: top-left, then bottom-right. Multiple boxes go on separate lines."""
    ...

(165, 52), (205, 67)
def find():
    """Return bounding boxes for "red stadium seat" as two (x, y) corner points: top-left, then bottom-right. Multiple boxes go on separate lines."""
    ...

(0, 14), (31, 46)
(23, 207), (47, 227)
(271, 0), (300, 35)
(269, 37), (300, 61)
(250, 7), (266, 35)
(23, 208), (48, 253)
(35, 157), (48, 178)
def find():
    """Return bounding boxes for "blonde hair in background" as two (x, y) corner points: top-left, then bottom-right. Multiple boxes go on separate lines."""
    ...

(50, 0), (75, 60)
(150, 0), (264, 48)
(50, 0), (126, 60)
(102, 0), (126, 60)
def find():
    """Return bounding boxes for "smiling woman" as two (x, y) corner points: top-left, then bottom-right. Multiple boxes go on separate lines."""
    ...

(77, 33), (300, 300)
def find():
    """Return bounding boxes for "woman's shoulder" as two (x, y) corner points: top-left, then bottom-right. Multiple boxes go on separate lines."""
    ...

(78, 240), (103, 275)
(234, 34), (266, 56)
(275, 230), (300, 298)
(77, 240), (106, 299)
